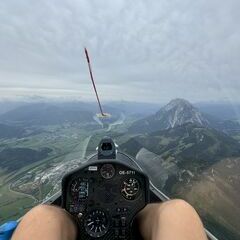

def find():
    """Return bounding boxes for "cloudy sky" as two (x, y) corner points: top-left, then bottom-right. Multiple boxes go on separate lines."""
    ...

(0, 0), (240, 103)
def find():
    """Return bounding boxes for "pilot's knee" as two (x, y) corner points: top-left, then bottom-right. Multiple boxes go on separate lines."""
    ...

(22, 204), (63, 220)
(29, 204), (56, 213)
(19, 204), (75, 228)
(161, 199), (194, 210)
(13, 205), (77, 239)
(157, 199), (200, 221)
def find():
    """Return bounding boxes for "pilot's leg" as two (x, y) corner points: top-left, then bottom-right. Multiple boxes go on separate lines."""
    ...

(11, 205), (77, 240)
(137, 199), (208, 240)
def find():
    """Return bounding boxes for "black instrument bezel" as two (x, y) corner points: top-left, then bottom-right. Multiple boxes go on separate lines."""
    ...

(61, 159), (150, 209)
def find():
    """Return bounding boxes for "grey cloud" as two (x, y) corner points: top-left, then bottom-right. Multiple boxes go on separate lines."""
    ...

(0, 0), (240, 103)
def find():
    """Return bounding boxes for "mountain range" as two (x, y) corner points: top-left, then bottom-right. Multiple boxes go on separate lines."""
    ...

(129, 98), (240, 135)
(122, 123), (240, 171)
(0, 103), (96, 126)
(0, 124), (26, 139)
(0, 102), (128, 128)
(124, 98), (240, 180)
(0, 147), (52, 171)
(129, 99), (210, 133)
(121, 98), (240, 240)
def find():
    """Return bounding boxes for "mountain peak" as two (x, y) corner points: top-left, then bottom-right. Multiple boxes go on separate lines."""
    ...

(129, 99), (210, 133)
(169, 98), (191, 104)
(156, 99), (208, 128)
(163, 98), (193, 111)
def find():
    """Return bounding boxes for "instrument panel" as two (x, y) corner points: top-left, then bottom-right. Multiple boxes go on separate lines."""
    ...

(62, 161), (149, 240)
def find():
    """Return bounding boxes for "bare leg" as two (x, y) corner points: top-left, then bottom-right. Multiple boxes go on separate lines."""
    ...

(11, 205), (77, 240)
(11, 200), (207, 240)
(137, 199), (208, 240)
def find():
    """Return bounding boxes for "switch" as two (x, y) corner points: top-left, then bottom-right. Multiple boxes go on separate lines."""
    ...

(114, 229), (120, 236)
(114, 219), (120, 227)
(123, 207), (128, 212)
(116, 207), (121, 213)
(122, 229), (126, 236)
(120, 217), (126, 227)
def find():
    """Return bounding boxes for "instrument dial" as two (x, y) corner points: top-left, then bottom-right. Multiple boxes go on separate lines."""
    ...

(70, 178), (88, 199)
(121, 178), (140, 200)
(100, 164), (115, 179)
(84, 209), (109, 238)
(71, 179), (81, 193)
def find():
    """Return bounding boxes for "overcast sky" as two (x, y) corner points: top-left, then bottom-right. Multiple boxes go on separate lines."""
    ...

(0, 0), (240, 103)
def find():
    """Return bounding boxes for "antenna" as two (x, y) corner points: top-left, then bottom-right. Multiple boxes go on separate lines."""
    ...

(84, 48), (110, 118)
